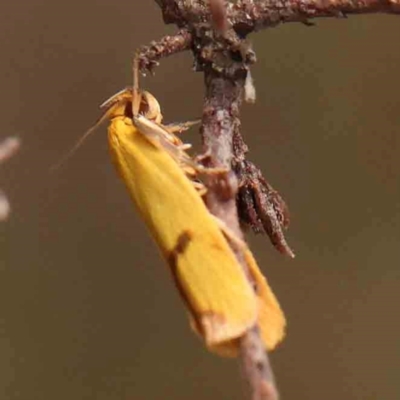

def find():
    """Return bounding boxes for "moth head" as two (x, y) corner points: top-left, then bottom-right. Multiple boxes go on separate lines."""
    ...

(50, 87), (162, 171)
(140, 91), (163, 124)
(100, 88), (163, 124)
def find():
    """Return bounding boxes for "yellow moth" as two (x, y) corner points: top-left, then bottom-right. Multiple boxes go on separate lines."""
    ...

(84, 61), (286, 356)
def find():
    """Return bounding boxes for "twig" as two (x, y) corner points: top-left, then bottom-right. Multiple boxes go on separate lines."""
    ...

(199, 50), (280, 400)
(0, 136), (21, 221)
(137, 29), (192, 72)
(154, 0), (400, 33)
(228, 0), (400, 33)
(240, 326), (279, 400)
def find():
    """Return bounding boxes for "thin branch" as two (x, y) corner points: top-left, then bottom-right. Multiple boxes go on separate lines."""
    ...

(153, 0), (400, 38)
(200, 60), (279, 400)
(138, 29), (192, 72)
(240, 327), (279, 400)
(228, 0), (400, 33)
(154, 0), (208, 25)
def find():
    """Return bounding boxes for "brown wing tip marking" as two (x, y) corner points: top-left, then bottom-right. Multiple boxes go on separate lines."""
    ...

(166, 230), (193, 274)
(168, 231), (244, 353)
(166, 230), (205, 335)
(198, 311), (230, 344)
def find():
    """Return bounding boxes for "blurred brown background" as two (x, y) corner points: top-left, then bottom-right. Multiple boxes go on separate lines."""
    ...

(1, 1), (399, 399)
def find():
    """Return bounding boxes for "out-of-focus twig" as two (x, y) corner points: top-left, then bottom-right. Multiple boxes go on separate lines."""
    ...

(0, 137), (20, 163)
(0, 136), (20, 221)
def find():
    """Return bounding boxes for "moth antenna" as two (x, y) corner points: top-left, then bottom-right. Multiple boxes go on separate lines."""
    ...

(50, 111), (108, 172)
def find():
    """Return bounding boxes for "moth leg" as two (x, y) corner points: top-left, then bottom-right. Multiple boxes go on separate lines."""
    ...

(179, 143), (192, 151)
(176, 153), (227, 177)
(192, 181), (207, 196)
(165, 120), (201, 134)
(192, 150), (228, 175)
(195, 163), (228, 175)
(194, 149), (212, 165)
